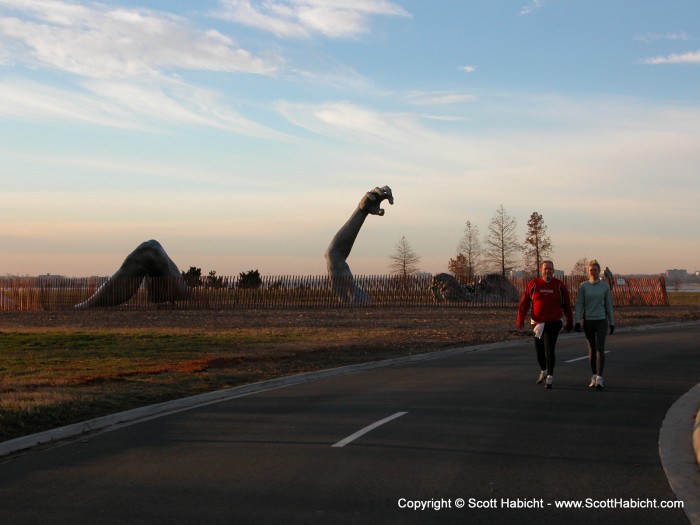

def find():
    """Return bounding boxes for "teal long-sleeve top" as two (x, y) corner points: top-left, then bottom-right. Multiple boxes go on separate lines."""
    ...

(574, 280), (615, 325)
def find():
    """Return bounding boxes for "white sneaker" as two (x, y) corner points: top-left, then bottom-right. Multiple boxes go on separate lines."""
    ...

(595, 375), (604, 390)
(545, 375), (554, 389)
(537, 370), (547, 384)
(588, 375), (597, 388)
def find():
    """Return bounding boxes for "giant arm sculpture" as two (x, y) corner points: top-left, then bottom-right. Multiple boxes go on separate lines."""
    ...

(325, 186), (394, 303)
(75, 239), (190, 308)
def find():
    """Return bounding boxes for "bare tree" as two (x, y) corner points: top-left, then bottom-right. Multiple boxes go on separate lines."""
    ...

(484, 204), (521, 277)
(670, 275), (683, 292)
(524, 211), (553, 277)
(389, 236), (421, 277)
(571, 257), (588, 276)
(450, 220), (481, 282)
(448, 253), (470, 283)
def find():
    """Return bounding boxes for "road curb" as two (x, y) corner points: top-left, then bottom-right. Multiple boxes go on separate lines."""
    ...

(695, 406), (700, 469)
(659, 382), (700, 525)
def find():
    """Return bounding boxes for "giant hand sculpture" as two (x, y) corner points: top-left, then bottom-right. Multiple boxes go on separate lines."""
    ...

(325, 186), (394, 303)
(75, 239), (190, 308)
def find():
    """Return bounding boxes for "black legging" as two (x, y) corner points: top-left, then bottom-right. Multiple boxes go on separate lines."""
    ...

(534, 320), (563, 376)
(584, 319), (608, 376)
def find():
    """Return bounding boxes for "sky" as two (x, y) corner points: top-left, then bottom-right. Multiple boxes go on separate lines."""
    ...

(1, 0), (699, 278)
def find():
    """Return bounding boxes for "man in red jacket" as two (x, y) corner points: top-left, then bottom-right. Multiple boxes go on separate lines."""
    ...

(516, 260), (574, 389)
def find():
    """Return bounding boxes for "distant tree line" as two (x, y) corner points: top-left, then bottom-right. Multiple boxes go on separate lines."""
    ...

(448, 205), (557, 280)
(181, 267), (262, 289)
(389, 204), (591, 281)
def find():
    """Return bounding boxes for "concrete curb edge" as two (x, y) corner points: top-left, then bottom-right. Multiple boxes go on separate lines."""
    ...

(659, 382), (700, 525)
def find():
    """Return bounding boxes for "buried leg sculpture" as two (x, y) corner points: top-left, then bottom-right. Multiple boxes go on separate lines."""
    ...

(325, 186), (394, 303)
(75, 240), (190, 308)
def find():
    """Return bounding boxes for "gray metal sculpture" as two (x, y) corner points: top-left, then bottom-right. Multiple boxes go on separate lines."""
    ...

(431, 272), (520, 304)
(604, 266), (615, 288)
(325, 186), (394, 303)
(75, 239), (189, 308)
(431, 273), (473, 303)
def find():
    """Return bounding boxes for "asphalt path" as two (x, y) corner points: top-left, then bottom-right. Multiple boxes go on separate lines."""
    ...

(1, 323), (699, 525)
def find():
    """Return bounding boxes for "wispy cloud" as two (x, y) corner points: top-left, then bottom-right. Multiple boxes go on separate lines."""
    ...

(273, 100), (463, 161)
(405, 91), (476, 106)
(634, 31), (689, 44)
(0, 76), (286, 138)
(459, 65), (478, 73)
(0, 0), (278, 78)
(0, 0), (287, 136)
(520, 0), (543, 16)
(213, 0), (411, 39)
(0, 77), (140, 129)
(641, 50), (700, 64)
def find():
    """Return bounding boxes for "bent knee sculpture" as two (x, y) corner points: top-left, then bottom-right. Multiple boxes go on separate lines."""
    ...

(75, 240), (190, 308)
(325, 186), (394, 303)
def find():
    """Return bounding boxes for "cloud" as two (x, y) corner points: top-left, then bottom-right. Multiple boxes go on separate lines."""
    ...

(268, 98), (469, 156)
(213, 0), (411, 39)
(276, 100), (400, 140)
(0, 1), (288, 136)
(519, 0), (543, 16)
(459, 65), (478, 73)
(0, 0), (278, 78)
(0, 76), (285, 138)
(634, 31), (689, 44)
(641, 49), (700, 64)
(0, 77), (148, 129)
(405, 91), (476, 106)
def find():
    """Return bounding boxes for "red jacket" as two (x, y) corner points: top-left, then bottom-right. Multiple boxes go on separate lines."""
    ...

(516, 277), (573, 330)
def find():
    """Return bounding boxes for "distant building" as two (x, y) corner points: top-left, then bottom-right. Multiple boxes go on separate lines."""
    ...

(666, 269), (688, 278)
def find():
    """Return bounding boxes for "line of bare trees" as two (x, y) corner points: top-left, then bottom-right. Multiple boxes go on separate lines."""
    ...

(389, 204), (586, 282)
(448, 205), (557, 280)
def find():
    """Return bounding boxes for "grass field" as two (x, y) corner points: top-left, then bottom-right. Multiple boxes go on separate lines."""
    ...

(667, 291), (700, 306)
(0, 327), (366, 442)
(2, 301), (699, 443)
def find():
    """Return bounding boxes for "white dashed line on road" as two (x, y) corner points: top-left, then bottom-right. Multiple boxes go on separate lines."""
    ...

(332, 411), (408, 448)
(565, 350), (610, 363)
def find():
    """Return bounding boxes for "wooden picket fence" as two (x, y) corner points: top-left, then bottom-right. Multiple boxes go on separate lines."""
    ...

(0, 274), (668, 311)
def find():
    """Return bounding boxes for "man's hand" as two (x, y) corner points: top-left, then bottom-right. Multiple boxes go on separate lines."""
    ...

(609, 324), (615, 335)
(358, 186), (394, 216)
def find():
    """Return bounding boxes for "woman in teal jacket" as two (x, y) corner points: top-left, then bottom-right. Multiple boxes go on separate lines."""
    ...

(574, 259), (615, 390)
